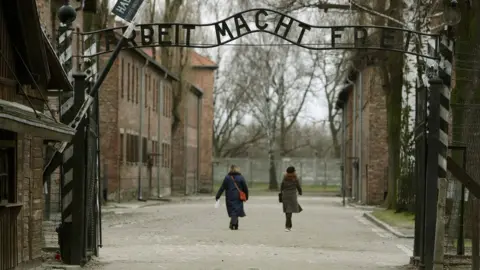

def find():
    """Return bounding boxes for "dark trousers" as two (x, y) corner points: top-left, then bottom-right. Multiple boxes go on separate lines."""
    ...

(285, 213), (292, 228)
(230, 216), (238, 225)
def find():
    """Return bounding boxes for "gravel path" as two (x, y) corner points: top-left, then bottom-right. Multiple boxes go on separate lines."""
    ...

(86, 196), (413, 270)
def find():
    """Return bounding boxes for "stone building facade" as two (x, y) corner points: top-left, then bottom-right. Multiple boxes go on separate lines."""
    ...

(337, 65), (388, 205)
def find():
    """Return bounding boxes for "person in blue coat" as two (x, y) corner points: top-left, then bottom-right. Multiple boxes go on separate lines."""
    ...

(215, 165), (249, 230)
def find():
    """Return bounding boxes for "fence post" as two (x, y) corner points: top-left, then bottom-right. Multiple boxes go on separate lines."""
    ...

(60, 73), (87, 265)
(422, 78), (441, 270)
(457, 149), (466, 255)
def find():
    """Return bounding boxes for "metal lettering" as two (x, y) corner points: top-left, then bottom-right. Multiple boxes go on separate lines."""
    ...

(183, 25), (195, 46)
(104, 30), (118, 52)
(234, 14), (251, 36)
(331, 27), (344, 48)
(274, 15), (293, 38)
(255, 10), (268, 30)
(140, 25), (154, 45)
(297, 23), (311, 44)
(354, 27), (368, 47)
(81, 8), (440, 60)
(122, 26), (138, 46)
(381, 29), (395, 49)
(115, 0), (131, 14)
(215, 21), (234, 44)
(158, 24), (172, 46)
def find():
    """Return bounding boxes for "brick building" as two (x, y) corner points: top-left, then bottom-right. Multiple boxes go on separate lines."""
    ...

(98, 36), (217, 199)
(99, 47), (177, 200)
(336, 65), (388, 205)
(0, 1), (75, 268)
(188, 52), (217, 194)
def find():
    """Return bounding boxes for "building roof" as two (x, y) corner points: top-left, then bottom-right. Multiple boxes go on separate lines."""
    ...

(3, 0), (51, 89)
(0, 98), (75, 142)
(111, 33), (179, 81)
(0, 0), (76, 142)
(43, 30), (74, 92)
(190, 52), (218, 69)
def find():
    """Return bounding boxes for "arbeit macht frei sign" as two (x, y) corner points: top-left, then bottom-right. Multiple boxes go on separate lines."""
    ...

(80, 8), (439, 59)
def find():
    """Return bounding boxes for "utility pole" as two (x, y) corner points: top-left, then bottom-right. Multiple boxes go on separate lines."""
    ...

(266, 96), (276, 190)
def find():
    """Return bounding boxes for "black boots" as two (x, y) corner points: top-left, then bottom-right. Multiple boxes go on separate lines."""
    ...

(229, 223), (239, 230)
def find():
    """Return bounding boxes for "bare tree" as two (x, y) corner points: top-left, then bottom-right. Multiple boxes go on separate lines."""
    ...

(316, 50), (350, 158)
(159, 0), (201, 132)
(235, 34), (319, 189)
(212, 50), (265, 157)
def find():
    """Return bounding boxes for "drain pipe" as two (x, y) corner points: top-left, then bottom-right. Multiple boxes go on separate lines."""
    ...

(356, 72), (364, 203)
(348, 69), (363, 203)
(349, 77), (357, 201)
(138, 58), (148, 201)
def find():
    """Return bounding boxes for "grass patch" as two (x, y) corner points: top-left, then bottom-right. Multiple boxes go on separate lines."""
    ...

(212, 182), (340, 194)
(371, 209), (415, 230)
(451, 238), (472, 248)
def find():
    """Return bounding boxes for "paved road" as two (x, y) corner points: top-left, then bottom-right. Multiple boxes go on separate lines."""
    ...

(88, 196), (414, 270)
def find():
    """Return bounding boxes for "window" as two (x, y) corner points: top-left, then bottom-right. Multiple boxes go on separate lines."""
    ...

(127, 63), (131, 101)
(132, 65), (136, 103)
(163, 83), (172, 118)
(134, 135), (139, 163)
(161, 143), (171, 168)
(142, 137), (148, 164)
(126, 134), (140, 164)
(145, 73), (149, 108)
(153, 79), (157, 111)
(136, 67), (139, 104)
(161, 143), (165, 167)
(0, 130), (16, 205)
(119, 133), (124, 163)
(162, 83), (167, 117)
(126, 134), (131, 162)
(132, 64), (136, 103)
(121, 59), (124, 98)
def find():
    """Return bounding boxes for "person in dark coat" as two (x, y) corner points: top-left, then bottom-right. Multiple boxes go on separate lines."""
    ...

(215, 165), (249, 230)
(280, 166), (302, 232)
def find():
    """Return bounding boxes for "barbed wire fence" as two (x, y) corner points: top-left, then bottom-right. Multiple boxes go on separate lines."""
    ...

(213, 157), (342, 192)
(442, 103), (480, 265)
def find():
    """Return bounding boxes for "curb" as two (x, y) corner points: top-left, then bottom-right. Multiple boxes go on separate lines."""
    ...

(42, 264), (81, 270)
(347, 202), (379, 211)
(101, 196), (212, 214)
(363, 212), (414, 239)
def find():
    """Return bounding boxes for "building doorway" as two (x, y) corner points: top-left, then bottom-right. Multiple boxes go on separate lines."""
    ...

(0, 129), (17, 270)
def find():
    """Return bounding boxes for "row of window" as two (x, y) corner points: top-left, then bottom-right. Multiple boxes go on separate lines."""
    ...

(119, 133), (171, 168)
(120, 58), (173, 118)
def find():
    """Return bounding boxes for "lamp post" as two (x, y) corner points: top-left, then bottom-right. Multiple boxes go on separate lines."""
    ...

(57, 1), (77, 25)
(442, 0), (461, 26)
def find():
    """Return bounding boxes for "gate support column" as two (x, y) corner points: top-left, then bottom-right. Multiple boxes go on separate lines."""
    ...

(432, 79), (450, 269)
(414, 81), (428, 259)
(422, 78), (442, 270)
(60, 73), (87, 265)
